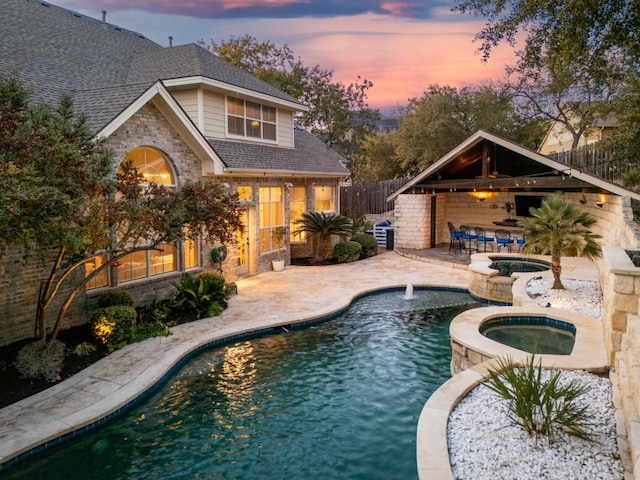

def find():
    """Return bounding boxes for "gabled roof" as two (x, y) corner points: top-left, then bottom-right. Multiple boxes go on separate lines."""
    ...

(0, 0), (302, 118)
(388, 130), (640, 201)
(210, 129), (350, 177)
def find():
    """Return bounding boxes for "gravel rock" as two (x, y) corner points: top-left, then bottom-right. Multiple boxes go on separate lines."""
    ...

(448, 370), (623, 480)
(525, 277), (603, 320)
(447, 278), (622, 479)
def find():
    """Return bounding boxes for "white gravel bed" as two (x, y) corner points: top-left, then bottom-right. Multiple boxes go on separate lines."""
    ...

(447, 276), (621, 479)
(525, 277), (603, 320)
(448, 369), (623, 480)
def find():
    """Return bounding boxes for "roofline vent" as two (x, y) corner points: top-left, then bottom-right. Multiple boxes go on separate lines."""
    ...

(101, 10), (106, 23)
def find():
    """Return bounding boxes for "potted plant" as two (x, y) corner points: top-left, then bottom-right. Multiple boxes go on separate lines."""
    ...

(271, 226), (288, 272)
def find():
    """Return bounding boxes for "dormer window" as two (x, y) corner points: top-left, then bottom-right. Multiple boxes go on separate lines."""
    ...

(227, 96), (276, 141)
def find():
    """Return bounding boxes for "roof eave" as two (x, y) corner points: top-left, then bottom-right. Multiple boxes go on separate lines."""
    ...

(387, 129), (640, 202)
(163, 76), (308, 112)
(96, 82), (226, 175)
(222, 167), (348, 178)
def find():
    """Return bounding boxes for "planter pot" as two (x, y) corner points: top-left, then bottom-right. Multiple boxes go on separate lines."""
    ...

(272, 259), (285, 272)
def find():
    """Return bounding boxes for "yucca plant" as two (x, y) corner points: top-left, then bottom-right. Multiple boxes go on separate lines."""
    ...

(485, 355), (592, 444)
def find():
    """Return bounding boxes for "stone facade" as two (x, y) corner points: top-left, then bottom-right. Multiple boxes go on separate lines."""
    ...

(394, 194), (430, 249)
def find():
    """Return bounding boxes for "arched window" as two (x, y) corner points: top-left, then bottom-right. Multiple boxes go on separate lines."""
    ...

(126, 146), (175, 186)
(86, 147), (199, 289)
(117, 147), (179, 283)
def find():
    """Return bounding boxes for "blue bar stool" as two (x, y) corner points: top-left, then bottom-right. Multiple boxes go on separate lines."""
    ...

(448, 222), (463, 253)
(495, 229), (514, 252)
(474, 227), (494, 252)
(459, 225), (477, 254)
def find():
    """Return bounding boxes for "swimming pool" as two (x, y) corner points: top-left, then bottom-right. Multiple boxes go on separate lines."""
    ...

(3, 289), (482, 480)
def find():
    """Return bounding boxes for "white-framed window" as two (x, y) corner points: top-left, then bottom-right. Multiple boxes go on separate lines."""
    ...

(86, 254), (108, 289)
(290, 186), (306, 242)
(227, 96), (277, 141)
(259, 186), (284, 252)
(184, 237), (199, 269)
(86, 147), (194, 289)
(237, 185), (253, 201)
(314, 185), (335, 213)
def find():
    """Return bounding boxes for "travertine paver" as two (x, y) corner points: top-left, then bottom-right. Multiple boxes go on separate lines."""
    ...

(0, 251), (470, 468)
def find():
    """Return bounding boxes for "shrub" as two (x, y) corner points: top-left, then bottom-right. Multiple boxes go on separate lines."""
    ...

(333, 240), (362, 263)
(132, 320), (171, 342)
(90, 305), (137, 352)
(170, 272), (229, 319)
(15, 339), (66, 381)
(485, 355), (592, 444)
(621, 167), (640, 189)
(71, 341), (97, 357)
(96, 288), (135, 308)
(348, 214), (373, 235)
(351, 234), (378, 258)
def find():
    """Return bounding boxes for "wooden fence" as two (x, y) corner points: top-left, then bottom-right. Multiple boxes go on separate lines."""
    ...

(340, 177), (410, 216)
(548, 144), (630, 183)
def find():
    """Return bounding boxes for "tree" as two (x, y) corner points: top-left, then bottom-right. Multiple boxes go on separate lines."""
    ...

(519, 193), (602, 289)
(454, 0), (635, 149)
(293, 212), (352, 262)
(391, 84), (544, 175)
(202, 35), (380, 172)
(350, 132), (403, 183)
(0, 76), (243, 342)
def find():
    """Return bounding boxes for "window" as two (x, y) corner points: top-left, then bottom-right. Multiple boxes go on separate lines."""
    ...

(86, 147), (189, 289)
(289, 186), (306, 242)
(314, 185), (335, 213)
(259, 187), (284, 251)
(86, 254), (108, 289)
(184, 238), (199, 269)
(237, 186), (253, 201)
(227, 96), (277, 141)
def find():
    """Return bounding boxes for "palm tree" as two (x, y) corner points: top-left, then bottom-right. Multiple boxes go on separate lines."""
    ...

(293, 212), (352, 262)
(519, 192), (602, 289)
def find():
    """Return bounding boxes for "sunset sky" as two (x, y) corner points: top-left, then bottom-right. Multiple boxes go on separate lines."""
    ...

(52, 0), (517, 113)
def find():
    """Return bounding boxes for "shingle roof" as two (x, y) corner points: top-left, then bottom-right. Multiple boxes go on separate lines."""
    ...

(1, 0), (347, 176)
(210, 129), (349, 175)
(0, 0), (300, 109)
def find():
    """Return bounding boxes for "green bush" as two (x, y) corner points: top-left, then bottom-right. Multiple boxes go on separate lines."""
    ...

(15, 339), (66, 381)
(348, 214), (373, 235)
(71, 341), (97, 357)
(621, 168), (640, 189)
(351, 234), (378, 258)
(96, 288), (135, 308)
(170, 272), (229, 319)
(90, 305), (137, 352)
(333, 240), (362, 263)
(485, 355), (592, 444)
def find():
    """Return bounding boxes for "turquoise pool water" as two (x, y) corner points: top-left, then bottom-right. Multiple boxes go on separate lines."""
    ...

(5, 289), (482, 480)
(481, 316), (576, 355)
(488, 256), (551, 277)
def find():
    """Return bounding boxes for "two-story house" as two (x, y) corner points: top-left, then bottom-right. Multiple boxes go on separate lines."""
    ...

(0, 0), (349, 345)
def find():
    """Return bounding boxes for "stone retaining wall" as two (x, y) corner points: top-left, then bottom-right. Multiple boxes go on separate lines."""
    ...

(602, 246), (640, 479)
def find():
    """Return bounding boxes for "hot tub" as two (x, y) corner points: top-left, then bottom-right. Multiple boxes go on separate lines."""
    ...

(479, 315), (575, 355)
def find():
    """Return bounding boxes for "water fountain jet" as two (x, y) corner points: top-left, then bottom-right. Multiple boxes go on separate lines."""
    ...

(404, 283), (414, 300)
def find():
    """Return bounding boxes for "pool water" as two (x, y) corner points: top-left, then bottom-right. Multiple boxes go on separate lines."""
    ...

(4, 289), (481, 480)
(481, 317), (576, 355)
(488, 257), (550, 277)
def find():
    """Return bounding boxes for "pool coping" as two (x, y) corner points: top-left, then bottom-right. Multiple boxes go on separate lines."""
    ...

(450, 305), (609, 373)
(417, 260), (625, 480)
(0, 251), (473, 473)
